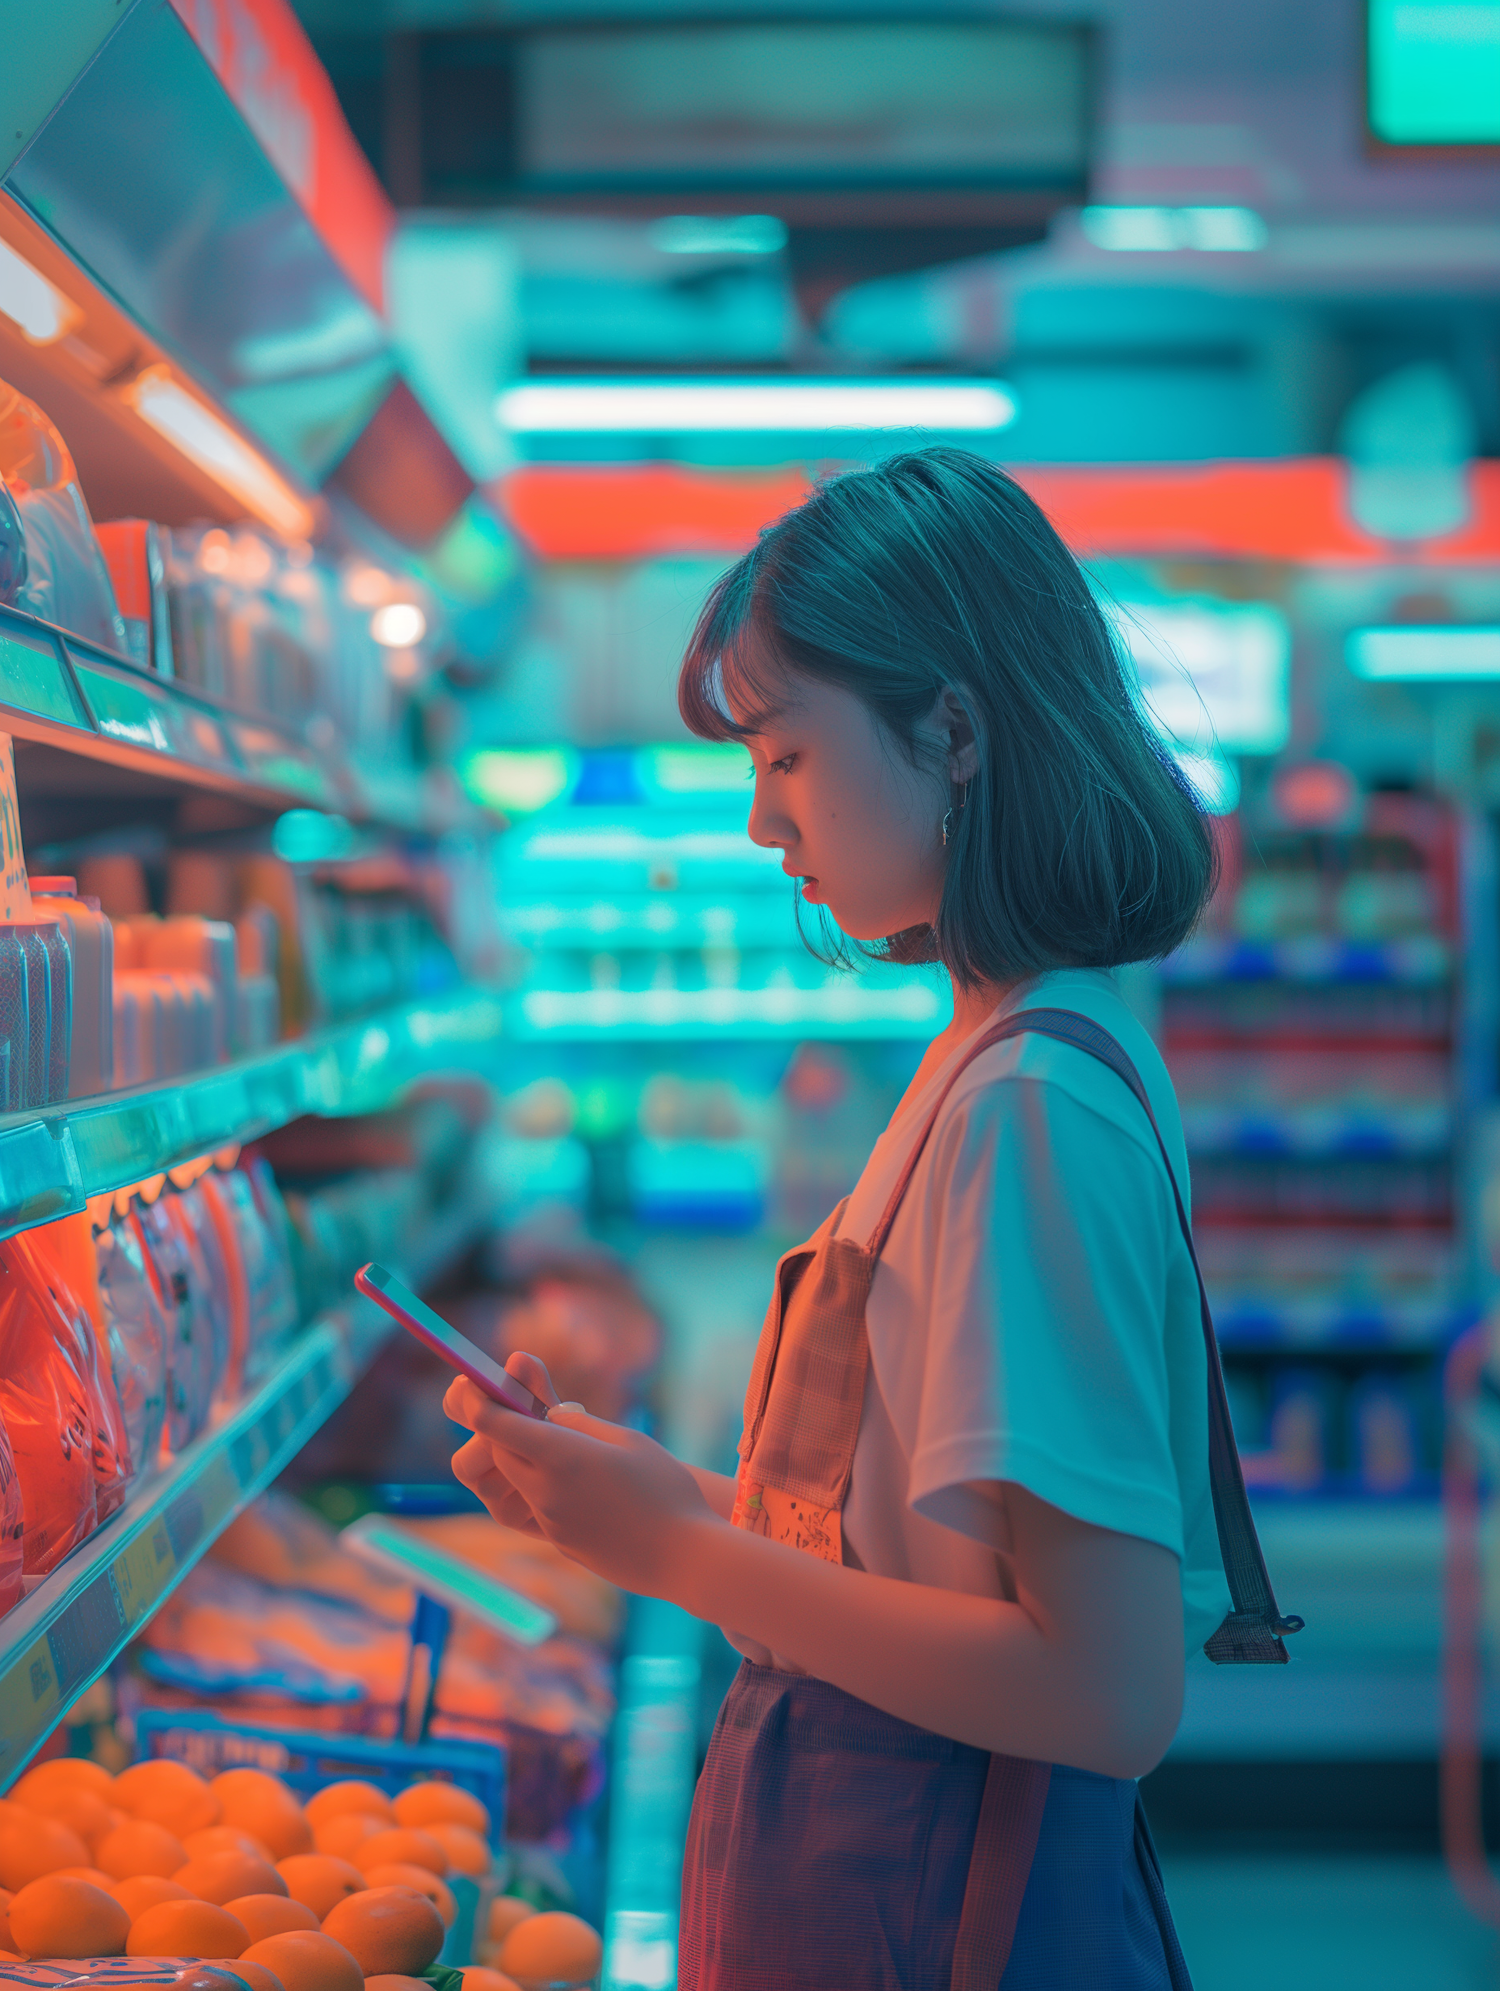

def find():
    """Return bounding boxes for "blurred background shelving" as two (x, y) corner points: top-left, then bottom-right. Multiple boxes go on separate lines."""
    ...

(0, 0), (1498, 1985)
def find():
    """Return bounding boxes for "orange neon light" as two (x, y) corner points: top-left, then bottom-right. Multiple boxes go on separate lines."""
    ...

(498, 458), (1500, 566)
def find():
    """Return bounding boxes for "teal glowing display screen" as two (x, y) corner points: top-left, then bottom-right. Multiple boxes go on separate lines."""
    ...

(1369, 0), (1500, 144)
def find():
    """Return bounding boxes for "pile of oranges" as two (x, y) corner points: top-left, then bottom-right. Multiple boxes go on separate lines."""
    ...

(0, 1757), (603, 1991)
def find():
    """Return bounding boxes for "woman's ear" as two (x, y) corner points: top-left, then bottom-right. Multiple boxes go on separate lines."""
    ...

(939, 687), (980, 785)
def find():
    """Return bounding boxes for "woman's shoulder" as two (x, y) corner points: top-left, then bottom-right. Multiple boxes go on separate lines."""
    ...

(944, 970), (1186, 1175)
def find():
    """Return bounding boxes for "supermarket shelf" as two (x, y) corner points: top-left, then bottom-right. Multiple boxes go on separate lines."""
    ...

(0, 1175), (503, 1790)
(1, 602), (479, 840)
(0, 987), (505, 1245)
(1163, 935), (1451, 986)
(1183, 1103), (1452, 1159)
(0, 1319), (349, 1788)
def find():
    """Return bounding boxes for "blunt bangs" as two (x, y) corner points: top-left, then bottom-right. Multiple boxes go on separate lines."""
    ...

(677, 446), (1217, 986)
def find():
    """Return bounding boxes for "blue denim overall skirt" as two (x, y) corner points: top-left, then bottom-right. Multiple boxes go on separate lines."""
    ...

(678, 1012), (1201, 1990)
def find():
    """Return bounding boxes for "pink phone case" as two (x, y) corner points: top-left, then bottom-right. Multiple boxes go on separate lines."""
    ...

(354, 1262), (549, 1420)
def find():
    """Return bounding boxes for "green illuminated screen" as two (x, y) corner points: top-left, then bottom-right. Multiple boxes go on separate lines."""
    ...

(1369, 0), (1500, 144)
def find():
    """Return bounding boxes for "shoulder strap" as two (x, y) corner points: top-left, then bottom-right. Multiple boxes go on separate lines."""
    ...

(866, 1013), (1037, 1258)
(993, 1007), (1303, 1665)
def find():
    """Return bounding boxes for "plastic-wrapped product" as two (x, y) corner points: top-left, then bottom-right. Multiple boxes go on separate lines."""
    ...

(168, 1181), (233, 1404)
(131, 1197), (212, 1451)
(241, 1155), (299, 1361)
(0, 378), (127, 652)
(16, 1222), (132, 1519)
(94, 1218), (169, 1479)
(0, 1410), (24, 1617)
(29, 877), (113, 1097)
(196, 1169), (249, 1394)
(0, 473), (25, 604)
(0, 1230), (125, 1575)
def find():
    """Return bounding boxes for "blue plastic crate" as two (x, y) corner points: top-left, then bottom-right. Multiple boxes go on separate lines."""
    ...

(132, 1708), (506, 1848)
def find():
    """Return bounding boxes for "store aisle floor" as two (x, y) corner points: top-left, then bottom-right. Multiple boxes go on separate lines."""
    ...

(1160, 1854), (1496, 1989)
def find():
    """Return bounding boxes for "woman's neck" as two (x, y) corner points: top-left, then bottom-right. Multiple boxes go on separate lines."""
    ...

(949, 975), (1018, 1041)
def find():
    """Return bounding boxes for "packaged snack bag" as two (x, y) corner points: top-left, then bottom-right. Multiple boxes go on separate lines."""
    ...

(167, 1182), (232, 1402)
(0, 1235), (118, 1575)
(240, 1156), (299, 1367)
(94, 1218), (169, 1479)
(16, 1222), (131, 1519)
(131, 1198), (212, 1451)
(196, 1170), (249, 1396)
(0, 1411), (24, 1617)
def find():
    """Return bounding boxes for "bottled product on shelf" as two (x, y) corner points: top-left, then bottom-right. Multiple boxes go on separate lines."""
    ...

(1165, 790), (1463, 1497)
(28, 881), (114, 1099)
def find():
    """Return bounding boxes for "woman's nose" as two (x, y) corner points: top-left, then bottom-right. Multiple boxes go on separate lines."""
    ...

(747, 782), (791, 852)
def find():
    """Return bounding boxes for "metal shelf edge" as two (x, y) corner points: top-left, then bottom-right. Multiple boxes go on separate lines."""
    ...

(0, 987), (505, 1245)
(0, 1317), (352, 1788)
(0, 603), (483, 839)
(0, 1165), (503, 1790)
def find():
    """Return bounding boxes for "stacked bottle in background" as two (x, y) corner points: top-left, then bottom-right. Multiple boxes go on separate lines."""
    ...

(0, 840), (464, 1100)
(1163, 791), (1459, 1496)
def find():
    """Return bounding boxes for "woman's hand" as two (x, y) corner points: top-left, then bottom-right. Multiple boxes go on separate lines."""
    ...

(445, 1351), (721, 1596)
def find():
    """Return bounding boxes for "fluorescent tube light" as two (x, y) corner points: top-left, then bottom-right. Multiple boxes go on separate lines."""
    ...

(465, 747), (576, 815)
(1080, 206), (1267, 252)
(0, 238), (81, 344)
(121, 365), (315, 539)
(496, 378), (1018, 434)
(520, 983), (944, 1031)
(648, 215), (788, 256)
(1348, 626), (1500, 679)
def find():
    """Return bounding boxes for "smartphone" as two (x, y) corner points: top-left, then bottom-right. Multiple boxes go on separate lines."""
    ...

(354, 1262), (549, 1421)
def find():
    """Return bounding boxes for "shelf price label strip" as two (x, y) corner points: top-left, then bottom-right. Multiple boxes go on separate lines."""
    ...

(0, 989), (504, 1248)
(0, 1320), (352, 1787)
(0, 604), (461, 832)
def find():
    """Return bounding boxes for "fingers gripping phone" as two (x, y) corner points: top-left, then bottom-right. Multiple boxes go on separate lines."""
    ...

(354, 1262), (550, 1421)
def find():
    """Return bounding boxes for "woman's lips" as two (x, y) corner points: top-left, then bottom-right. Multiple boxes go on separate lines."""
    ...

(800, 877), (820, 901)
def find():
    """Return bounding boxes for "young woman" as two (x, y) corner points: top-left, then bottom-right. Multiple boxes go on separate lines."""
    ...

(447, 448), (1288, 1988)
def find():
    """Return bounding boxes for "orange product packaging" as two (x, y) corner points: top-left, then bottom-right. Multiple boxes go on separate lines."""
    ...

(0, 1228), (131, 1576)
(197, 1171), (250, 1396)
(20, 1218), (131, 1512)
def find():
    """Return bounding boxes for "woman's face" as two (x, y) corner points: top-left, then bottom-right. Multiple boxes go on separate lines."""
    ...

(735, 670), (951, 942)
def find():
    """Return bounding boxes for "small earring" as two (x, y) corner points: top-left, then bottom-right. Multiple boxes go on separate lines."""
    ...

(941, 808), (954, 847)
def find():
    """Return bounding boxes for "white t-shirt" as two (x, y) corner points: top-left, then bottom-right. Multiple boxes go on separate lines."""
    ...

(730, 968), (1230, 1667)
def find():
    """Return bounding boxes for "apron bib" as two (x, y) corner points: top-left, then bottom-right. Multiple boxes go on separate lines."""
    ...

(682, 1006), (1297, 1987)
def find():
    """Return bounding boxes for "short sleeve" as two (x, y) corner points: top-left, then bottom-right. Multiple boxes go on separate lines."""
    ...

(885, 1074), (1186, 1561)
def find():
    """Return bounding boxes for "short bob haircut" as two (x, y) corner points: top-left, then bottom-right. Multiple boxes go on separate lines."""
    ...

(678, 445), (1216, 989)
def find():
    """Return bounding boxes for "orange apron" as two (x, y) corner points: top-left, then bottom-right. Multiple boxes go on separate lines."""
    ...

(728, 1015), (1054, 1987)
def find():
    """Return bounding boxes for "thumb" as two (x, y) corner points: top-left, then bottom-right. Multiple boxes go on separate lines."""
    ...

(506, 1349), (561, 1409)
(546, 1403), (629, 1445)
